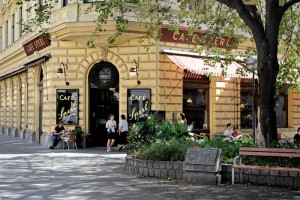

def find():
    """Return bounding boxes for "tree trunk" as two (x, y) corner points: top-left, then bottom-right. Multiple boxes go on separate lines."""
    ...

(256, 30), (279, 146)
(257, 57), (278, 147)
(253, 1), (280, 147)
(255, 107), (265, 147)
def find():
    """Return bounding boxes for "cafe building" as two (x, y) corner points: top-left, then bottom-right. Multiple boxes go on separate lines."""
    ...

(0, 1), (299, 147)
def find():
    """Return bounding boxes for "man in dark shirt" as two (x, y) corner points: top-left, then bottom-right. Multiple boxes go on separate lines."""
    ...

(294, 127), (300, 144)
(49, 121), (65, 149)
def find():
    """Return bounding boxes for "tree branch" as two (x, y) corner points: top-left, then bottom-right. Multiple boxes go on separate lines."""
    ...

(280, 0), (300, 14)
(216, 0), (265, 41)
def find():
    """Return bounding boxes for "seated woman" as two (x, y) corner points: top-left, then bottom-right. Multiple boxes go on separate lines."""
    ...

(49, 121), (65, 150)
(232, 126), (239, 137)
(180, 113), (187, 125)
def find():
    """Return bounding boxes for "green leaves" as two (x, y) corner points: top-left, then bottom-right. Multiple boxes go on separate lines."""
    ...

(277, 56), (300, 93)
(134, 138), (193, 161)
(125, 116), (189, 152)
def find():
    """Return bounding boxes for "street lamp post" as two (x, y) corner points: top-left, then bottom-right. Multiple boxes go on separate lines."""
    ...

(246, 56), (258, 144)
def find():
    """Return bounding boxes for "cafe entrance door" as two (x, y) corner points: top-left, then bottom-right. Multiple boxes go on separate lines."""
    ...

(88, 61), (119, 147)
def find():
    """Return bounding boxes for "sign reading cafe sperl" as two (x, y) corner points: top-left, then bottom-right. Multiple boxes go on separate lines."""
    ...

(127, 89), (151, 124)
(23, 34), (51, 56)
(56, 89), (79, 125)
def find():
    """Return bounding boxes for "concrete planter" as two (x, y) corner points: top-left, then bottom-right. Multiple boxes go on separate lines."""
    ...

(221, 163), (300, 187)
(125, 156), (183, 179)
(125, 157), (300, 187)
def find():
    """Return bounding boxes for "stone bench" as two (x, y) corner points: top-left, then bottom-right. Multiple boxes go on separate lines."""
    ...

(24, 130), (36, 143)
(183, 148), (222, 185)
(4, 126), (11, 136)
(19, 129), (26, 139)
(40, 133), (63, 149)
(11, 128), (18, 137)
(0, 126), (4, 134)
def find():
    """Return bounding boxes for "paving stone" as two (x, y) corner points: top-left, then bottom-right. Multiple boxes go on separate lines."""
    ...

(275, 177), (285, 186)
(166, 161), (173, 169)
(147, 160), (153, 169)
(280, 171), (288, 177)
(249, 175), (258, 184)
(288, 171), (298, 177)
(154, 169), (161, 177)
(159, 161), (166, 169)
(148, 169), (154, 177)
(270, 170), (279, 176)
(153, 161), (159, 169)
(259, 169), (269, 175)
(143, 168), (149, 177)
(176, 170), (183, 179)
(167, 170), (175, 179)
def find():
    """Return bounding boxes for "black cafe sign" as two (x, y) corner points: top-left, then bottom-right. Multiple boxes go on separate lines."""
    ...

(56, 89), (79, 124)
(127, 89), (151, 124)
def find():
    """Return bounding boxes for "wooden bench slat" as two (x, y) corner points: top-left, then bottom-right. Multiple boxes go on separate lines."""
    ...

(233, 165), (300, 172)
(232, 147), (300, 185)
(239, 151), (300, 157)
(239, 147), (300, 153)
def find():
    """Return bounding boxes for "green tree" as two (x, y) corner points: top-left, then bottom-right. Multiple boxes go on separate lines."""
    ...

(19, 0), (300, 147)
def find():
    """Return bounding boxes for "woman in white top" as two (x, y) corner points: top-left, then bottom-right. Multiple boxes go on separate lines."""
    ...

(180, 113), (187, 125)
(105, 114), (117, 152)
(118, 114), (129, 151)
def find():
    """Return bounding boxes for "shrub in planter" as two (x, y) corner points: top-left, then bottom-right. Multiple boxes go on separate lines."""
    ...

(125, 116), (190, 152)
(197, 137), (254, 163)
(125, 117), (160, 151)
(134, 137), (193, 161)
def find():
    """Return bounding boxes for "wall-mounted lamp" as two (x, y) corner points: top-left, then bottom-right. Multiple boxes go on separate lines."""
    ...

(109, 87), (116, 92)
(57, 59), (69, 86)
(130, 57), (141, 85)
(236, 103), (247, 109)
(186, 98), (193, 103)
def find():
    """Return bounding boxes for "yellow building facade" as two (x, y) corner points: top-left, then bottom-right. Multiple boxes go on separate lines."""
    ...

(0, 1), (299, 146)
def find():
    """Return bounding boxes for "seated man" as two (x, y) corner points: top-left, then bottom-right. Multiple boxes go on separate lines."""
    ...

(49, 121), (65, 150)
(294, 127), (300, 144)
(223, 123), (233, 140)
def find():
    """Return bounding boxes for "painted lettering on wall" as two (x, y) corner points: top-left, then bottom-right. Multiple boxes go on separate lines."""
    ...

(160, 28), (236, 48)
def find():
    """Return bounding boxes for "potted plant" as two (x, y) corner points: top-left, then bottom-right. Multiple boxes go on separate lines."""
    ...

(73, 125), (83, 133)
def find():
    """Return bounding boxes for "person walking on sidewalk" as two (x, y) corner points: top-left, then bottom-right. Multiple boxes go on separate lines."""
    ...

(106, 114), (117, 152)
(49, 121), (65, 150)
(118, 114), (129, 151)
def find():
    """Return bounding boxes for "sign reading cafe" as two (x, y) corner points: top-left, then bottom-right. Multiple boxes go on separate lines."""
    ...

(127, 89), (151, 124)
(56, 89), (79, 124)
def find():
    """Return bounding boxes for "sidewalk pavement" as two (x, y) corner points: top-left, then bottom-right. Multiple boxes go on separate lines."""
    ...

(0, 134), (299, 200)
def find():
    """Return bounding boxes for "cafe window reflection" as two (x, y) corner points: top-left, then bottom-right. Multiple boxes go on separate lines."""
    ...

(275, 93), (287, 128)
(183, 88), (209, 129)
(240, 79), (287, 128)
(240, 92), (253, 128)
